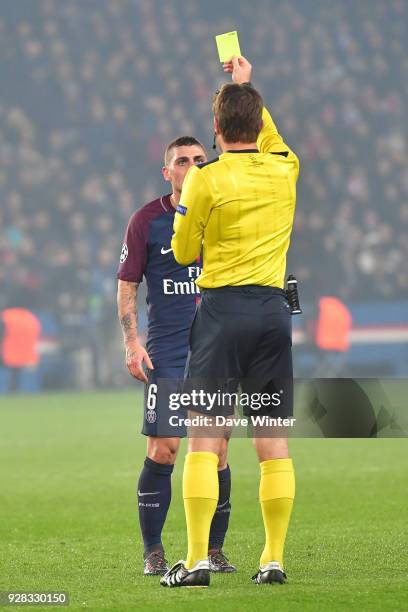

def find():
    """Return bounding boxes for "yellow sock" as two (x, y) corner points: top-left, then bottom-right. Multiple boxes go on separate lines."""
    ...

(183, 451), (219, 569)
(259, 458), (295, 568)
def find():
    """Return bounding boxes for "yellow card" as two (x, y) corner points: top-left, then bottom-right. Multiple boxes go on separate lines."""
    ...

(215, 31), (241, 62)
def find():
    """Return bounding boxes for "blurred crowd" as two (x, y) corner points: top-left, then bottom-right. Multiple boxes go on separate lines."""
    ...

(0, 0), (407, 380)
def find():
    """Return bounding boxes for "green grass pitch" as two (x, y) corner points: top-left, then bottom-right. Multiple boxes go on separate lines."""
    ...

(1, 391), (407, 611)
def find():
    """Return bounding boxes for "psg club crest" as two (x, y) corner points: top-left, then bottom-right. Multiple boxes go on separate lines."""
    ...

(146, 409), (157, 424)
(120, 243), (128, 263)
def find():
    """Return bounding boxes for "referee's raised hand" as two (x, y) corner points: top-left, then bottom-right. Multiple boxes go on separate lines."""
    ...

(223, 55), (252, 84)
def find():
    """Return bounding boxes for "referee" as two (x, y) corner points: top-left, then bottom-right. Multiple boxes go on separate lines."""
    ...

(161, 56), (299, 588)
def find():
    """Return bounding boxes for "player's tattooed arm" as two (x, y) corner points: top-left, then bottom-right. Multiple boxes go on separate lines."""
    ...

(117, 280), (153, 383)
(117, 279), (139, 344)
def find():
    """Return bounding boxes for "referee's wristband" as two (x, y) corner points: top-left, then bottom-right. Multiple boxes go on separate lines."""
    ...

(241, 81), (253, 87)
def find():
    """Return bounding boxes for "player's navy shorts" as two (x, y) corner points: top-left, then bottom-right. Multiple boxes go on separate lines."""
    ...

(142, 366), (187, 438)
(184, 286), (293, 418)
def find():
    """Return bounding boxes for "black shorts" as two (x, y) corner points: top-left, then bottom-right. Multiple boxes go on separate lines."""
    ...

(184, 286), (293, 418)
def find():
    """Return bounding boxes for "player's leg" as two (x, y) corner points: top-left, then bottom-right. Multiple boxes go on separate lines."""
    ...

(140, 367), (185, 575)
(137, 436), (180, 574)
(208, 437), (236, 572)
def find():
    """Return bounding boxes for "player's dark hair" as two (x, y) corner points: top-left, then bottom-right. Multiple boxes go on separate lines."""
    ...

(213, 83), (263, 143)
(164, 136), (206, 166)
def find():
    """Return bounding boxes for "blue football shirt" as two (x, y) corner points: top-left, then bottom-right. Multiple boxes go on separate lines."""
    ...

(117, 194), (200, 368)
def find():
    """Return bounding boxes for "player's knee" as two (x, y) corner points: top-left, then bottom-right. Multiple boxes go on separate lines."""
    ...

(147, 438), (179, 464)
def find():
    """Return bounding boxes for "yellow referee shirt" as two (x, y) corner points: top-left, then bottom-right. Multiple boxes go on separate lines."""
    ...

(171, 107), (299, 289)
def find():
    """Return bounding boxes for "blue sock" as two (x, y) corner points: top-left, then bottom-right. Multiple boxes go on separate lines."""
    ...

(209, 465), (231, 550)
(137, 457), (173, 555)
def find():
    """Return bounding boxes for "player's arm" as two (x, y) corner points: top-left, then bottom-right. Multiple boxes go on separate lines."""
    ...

(117, 212), (153, 383)
(171, 166), (211, 265)
(224, 56), (299, 171)
(117, 280), (152, 383)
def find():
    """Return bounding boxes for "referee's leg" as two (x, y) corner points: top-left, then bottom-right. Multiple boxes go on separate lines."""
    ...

(248, 294), (295, 572)
(181, 290), (240, 570)
(254, 434), (295, 569)
(183, 420), (230, 569)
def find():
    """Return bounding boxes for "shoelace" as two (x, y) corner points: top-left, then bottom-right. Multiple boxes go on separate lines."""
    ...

(210, 551), (230, 565)
(148, 552), (168, 569)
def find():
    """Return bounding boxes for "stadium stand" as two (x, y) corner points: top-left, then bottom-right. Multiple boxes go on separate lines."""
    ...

(0, 0), (407, 388)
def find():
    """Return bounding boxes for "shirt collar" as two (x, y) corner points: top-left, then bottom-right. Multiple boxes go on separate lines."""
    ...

(224, 148), (259, 154)
(160, 194), (174, 212)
